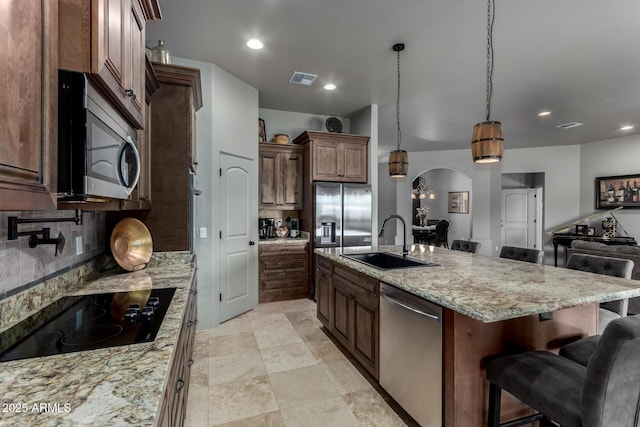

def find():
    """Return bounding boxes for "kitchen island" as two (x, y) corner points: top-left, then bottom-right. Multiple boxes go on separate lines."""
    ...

(315, 245), (640, 426)
(0, 252), (195, 427)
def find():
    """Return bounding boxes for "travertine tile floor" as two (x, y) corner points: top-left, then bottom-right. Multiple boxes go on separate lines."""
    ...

(184, 298), (408, 426)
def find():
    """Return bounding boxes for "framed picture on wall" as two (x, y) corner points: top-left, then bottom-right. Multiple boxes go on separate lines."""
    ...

(595, 174), (640, 209)
(448, 191), (469, 214)
(258, 118), (266, 142)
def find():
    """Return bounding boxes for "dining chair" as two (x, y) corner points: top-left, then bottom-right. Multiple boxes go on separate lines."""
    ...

(499, 246), (544, 264)
(558, 253), (634, 366)
(486, 315), (640, 427)
(429, 220), (449, 249)
(450, 239), (480, 253)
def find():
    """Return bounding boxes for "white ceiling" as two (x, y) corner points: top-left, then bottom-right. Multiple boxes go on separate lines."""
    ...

(146, 0), (640, 159)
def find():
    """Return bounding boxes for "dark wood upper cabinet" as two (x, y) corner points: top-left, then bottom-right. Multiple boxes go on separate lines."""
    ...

(0, 0), (58, 211)
(142, 63), (202, 252)
(293, 131), (369, 183)
(59, 0), (161, 129)
(259, 143), (303, 210)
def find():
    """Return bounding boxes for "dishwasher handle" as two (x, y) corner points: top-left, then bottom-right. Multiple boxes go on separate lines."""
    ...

(381, 286), (441, 323)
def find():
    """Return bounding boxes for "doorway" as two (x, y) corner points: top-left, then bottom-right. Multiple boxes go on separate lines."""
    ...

(219, 153), (258, 322)
(500, 173), (544, 250)
(411, 168), (472, 245)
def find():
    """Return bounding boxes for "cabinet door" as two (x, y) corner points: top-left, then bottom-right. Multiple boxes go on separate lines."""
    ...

(341, 142), (368, 183)
(92, 0), (145, 128)
(316, 264), (332, 329)
(259, 150), (279, 208)
(351, 286), (378, 378)
(0, 0), (57, 210)
(312, 140), (341, 181)
(280, 151), (303, 209)
(332, 276), (352, 349)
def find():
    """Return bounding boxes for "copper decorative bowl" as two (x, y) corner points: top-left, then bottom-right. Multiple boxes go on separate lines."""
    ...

(110, 218), (153, 271)
(273, 134), (290, 144)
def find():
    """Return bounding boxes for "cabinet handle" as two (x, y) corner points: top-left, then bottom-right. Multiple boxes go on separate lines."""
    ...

(188, 359), (194, 367)
(124, 88), (137, 100)
(249, 241), (256, 246)
(176, 379), (185, 393)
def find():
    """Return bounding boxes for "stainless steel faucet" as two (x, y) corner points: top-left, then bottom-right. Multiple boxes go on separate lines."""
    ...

(378, 214), (409, 257)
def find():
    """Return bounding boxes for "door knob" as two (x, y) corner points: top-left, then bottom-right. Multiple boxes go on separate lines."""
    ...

(249, 241), (255, 246)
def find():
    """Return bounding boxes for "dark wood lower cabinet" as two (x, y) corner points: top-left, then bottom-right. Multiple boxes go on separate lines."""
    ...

(259, 243), (309, 302)
(315, 255), (379, 380)
(157, 276), (197, 427)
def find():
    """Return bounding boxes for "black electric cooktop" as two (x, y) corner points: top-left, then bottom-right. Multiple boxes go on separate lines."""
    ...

(0, 287), (176, 362)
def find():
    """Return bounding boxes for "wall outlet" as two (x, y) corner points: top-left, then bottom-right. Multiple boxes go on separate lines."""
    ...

(199, 227), (207, 239)
(76, 236), (83, 255)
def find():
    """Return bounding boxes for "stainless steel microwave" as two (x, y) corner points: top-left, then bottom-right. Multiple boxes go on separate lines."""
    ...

(57, 70), (140, 202)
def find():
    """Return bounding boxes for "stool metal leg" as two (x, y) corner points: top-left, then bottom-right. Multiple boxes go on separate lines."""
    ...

(488, 382), (502, 427)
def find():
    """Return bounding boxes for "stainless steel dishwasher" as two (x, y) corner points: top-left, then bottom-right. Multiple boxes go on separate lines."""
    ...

(380, 282), (442, 427)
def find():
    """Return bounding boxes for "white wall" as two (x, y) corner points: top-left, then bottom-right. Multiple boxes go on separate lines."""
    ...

(580, 134), (640, 240)
(388, 144), (583, 259)
(392, 149), (495, 255)
(258, 109), (350, 143)
(416, 168), (473, 245)
(501, 145), (581, 264)
(174, 57), (259, 329)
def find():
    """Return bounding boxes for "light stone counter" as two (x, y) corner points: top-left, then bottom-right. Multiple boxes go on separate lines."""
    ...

(258, 230), (310, 245)
(0, 251), (195, 427)
(316, 245), (640, 323)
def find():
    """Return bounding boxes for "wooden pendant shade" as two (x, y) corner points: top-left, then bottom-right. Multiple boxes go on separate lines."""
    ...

(471, 121), (503, 164)
(389, 149), (408, 178)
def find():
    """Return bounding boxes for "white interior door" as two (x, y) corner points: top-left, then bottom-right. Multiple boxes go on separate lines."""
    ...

(219, 153), (258, 322)
(501, 188), (541, 249)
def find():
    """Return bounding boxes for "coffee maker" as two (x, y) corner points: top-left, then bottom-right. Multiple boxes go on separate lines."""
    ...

(259, 218), (275, 239)
(289, 218), (300, 238)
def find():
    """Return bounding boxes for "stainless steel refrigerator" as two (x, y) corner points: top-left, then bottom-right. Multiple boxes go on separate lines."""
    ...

(314, 182), (372, 249)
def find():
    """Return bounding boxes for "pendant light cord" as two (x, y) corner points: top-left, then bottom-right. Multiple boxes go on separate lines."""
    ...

(396, 47), (402, 150)
(485, 0), (495, 122)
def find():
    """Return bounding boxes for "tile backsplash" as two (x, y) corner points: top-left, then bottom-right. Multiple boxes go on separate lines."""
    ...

(0, 210), (105, 298)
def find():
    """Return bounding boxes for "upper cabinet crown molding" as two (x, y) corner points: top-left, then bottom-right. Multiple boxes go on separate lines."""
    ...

(0, 0), (58, 211)
(138, 0), (162, 20)
(152, 63), (203, 111)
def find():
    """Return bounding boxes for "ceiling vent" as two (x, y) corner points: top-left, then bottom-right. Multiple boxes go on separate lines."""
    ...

(289, 71), (317, 86)
(556, 122), (584, 129)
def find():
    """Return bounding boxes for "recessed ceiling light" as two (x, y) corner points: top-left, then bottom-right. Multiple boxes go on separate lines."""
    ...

(538, 111), (551, 117)
(324, 83), (336, 91)
(620, 125), (634, 131)
(246, 39), (263, 50)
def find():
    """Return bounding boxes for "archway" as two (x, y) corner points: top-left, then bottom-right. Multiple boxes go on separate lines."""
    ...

(411, 168), (473, 246)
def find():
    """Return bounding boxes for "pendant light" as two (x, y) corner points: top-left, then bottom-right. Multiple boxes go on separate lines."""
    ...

(389, 43), (408, 178)
(471, 0), (504, 164)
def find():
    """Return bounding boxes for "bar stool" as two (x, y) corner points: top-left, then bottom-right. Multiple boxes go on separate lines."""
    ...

(559, 253), (634, 366)
(499, 246), (544, 264)
(486, 315), (640, 427)
(450, 239), (481, 253)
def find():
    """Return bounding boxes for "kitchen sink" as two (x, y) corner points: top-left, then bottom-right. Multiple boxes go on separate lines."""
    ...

(341, 252), (439, 270)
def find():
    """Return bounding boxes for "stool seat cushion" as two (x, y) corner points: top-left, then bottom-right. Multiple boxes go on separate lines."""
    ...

(559, 335), (601, 367)
(486, 351), (586, 427)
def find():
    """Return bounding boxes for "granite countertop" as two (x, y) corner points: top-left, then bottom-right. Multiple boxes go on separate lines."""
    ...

(259, 230), (310, 245)
(316, 245), (640, 323)
(0, 251), (195, 427)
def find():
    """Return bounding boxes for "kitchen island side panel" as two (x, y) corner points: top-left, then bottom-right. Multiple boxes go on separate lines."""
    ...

(443, 304), (597, 427)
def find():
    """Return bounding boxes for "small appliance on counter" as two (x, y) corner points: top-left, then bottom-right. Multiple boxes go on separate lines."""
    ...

(259, 218), (276, 239)
(289, 218), (300, 238)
